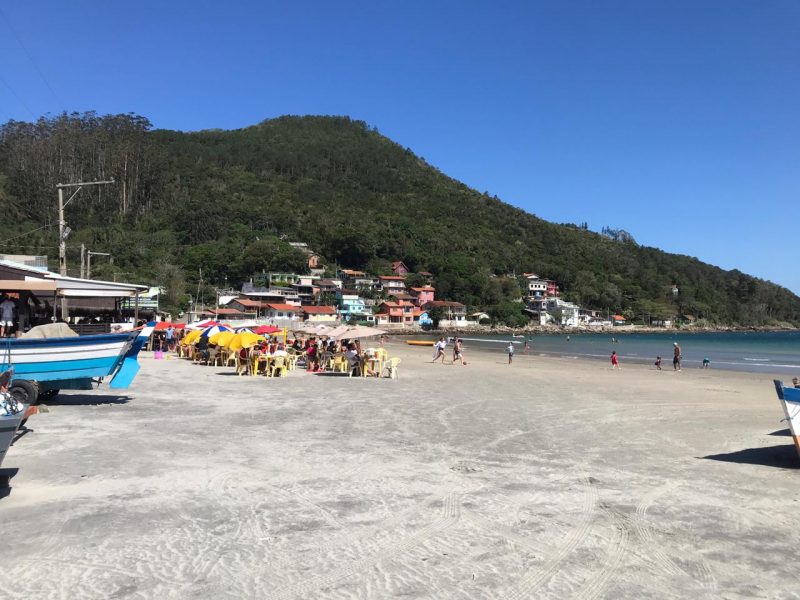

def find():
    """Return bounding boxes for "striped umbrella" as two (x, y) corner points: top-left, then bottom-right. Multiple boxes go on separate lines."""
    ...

(199, 325), (232, 338)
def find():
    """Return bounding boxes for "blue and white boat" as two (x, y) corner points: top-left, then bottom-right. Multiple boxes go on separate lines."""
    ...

(0, 324), (154, 403)
(0, 404), (28, 470)
(773, 380), (800, 461)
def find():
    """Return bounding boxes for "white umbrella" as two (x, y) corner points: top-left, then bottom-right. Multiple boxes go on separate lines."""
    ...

(294, 324), (333, 336)
(328, 324), (387, 340)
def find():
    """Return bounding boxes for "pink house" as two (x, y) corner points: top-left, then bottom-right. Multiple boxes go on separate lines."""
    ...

(391, 261), (409, 276)
(409, 286), (435, 307)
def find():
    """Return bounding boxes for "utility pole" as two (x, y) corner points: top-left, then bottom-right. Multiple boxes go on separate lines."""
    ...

(80, 243), (85, 279)
(56, 179), (114, 319)
(86, 251), (111, 280)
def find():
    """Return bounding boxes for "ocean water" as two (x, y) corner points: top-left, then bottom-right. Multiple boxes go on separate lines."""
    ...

(426, 331), (800, 375)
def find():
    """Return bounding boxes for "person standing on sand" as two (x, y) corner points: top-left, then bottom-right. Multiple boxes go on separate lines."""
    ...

(523, 338), (530, 354)
(452, 337), (466, 365)
(507, 341), (514, 365)
(673, 342), (682, 371)
(432, 338), (446, 364)
(654, 356), (662, 370)
(702, 356), (710, 369)
(611, 351), (620, 369)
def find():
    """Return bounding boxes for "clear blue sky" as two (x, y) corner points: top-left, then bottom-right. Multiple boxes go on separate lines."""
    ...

(2, 1), (798, 294)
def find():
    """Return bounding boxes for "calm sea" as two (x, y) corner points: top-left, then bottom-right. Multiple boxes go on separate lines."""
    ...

(423, 331), (800, 375)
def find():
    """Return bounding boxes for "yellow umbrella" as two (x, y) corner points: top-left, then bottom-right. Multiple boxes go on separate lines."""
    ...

(182, 330), (201, 345)
(209, 330), (235, 346)
(227, 331), (266, 352)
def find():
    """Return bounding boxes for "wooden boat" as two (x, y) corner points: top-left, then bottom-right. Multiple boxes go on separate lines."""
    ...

(0, 324), (154, 404)
(0, 403), (30, 469)
(773, 380), (800, 460)
(406, 340), (435, 346)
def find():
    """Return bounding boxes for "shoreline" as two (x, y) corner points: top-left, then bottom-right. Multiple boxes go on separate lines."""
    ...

(381, 325), (800, 337)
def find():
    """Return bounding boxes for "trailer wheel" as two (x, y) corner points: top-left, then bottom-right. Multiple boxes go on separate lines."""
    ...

(10, 379), (39, 405)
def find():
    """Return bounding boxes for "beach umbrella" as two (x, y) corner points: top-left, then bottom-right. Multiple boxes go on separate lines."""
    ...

(294, 324), (331, 336)
(199, 325), (231, 338)
(254, 324), (281, 335)
(181, 330), (202, 345)
(186, 319), (219, 330)
(154, 321), (183, 331)
(209, 330), (236, 346)
(227, 331), (266, 352)
(328, 324), (387, 340)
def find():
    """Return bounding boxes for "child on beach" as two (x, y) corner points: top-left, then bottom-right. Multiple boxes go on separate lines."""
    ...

(507, 342), (514, 365)
(611, 351), (619, 369)
(654, 356), (662, 370)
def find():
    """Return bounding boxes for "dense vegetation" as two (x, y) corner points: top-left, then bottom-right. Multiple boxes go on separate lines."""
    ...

(1, 112), (798, 326)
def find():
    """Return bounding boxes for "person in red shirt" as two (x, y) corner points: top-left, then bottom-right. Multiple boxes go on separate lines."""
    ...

(611, 351), (620, 369)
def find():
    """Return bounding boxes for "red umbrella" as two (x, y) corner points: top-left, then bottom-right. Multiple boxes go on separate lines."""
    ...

(254, 325), (281, 335)
(154, 322), (185, 330)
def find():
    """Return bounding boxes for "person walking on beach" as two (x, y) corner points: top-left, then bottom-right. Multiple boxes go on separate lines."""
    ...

(611, 351), (620, 369)
(702, 356), (710, 369)
(165, 326), (175, 351)
(654, 356), (662, 370)
(507, 341), (514, 365)
(452, 337), (466, 366)
(523, 338), (530, 354)
(432, 338), (446, 364)
(673, 342), (682, 371)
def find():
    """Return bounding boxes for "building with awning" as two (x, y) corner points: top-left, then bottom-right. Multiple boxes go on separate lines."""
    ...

(0, 258), (148, 330)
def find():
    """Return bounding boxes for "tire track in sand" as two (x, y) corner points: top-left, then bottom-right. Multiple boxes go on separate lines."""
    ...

(504, 476), (599, 600)
(263, 491), (462, 600)
(631, 482), (717, 593)
(573, 510), (630, 600)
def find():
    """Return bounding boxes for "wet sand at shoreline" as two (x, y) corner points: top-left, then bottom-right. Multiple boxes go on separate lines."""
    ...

(0, 340), (797, 599)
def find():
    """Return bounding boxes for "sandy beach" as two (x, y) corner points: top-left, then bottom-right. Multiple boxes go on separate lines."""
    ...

(0, 339), (797, 599)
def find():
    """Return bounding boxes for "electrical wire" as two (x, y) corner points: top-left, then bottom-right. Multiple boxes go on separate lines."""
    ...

(0, 223), (53, 245)
(0, 6), (64, 111)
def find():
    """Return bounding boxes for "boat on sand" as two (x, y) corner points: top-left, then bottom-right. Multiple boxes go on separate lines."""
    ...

(773, 380), (800, 460)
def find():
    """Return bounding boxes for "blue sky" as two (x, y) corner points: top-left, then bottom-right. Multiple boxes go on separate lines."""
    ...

(2, 1), (798, 294)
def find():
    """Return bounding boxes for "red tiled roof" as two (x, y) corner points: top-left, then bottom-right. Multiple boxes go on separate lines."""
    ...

(231, 298), (264, 308)
(612, 315), (626, 321)
(418, 271), (433, 276)
(378, 275), (406, 281)
(302, 306), (337, 314)
(214, 308), (245, 315)
(410, 287), (435, 292)
(266, 303), (297, 311)
(381, 301), (414, 308)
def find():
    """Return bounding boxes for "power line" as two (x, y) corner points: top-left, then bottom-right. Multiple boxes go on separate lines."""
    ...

(0, 223), (52, 245)
(0, 73), (36, 119)
(0, 6), (64, 112)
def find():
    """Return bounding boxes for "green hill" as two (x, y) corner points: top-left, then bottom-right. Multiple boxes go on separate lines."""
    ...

(1, 112), (798, 326)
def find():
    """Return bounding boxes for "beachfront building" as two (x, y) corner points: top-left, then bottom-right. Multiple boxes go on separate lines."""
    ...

(422, 300), (468, 327)
(241, 286), (302, 307)
(546, 298), (580, 327)
(391, 261), (410, 276)
(408, 286), (435, 307)
(263, 303), (300, 321)
(225, 297), (267, 316)
(378, 275), (407, 294)
(375, 300), (415, 326)
(301, 306), (339, 322)
(415, 310), (433, 327)
(612, 315), (627, 326)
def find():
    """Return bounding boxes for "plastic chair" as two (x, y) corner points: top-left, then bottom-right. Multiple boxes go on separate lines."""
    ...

(382, 358), (401, 379)
(269, 356), (287, 378)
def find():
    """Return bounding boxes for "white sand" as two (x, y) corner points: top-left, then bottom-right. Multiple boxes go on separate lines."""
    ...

(0, 339), (797, 599)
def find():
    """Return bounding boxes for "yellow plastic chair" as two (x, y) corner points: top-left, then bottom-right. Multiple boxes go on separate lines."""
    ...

(269, 356), (287, 378)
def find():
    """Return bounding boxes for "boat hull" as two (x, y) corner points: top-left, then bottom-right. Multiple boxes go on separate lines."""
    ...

(0, 334), (135, 383)
(0, 405), (27, 469)
(773, 380), (800, 460)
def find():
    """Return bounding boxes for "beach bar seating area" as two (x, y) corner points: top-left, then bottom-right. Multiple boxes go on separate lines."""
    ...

(169, 320), (397, 379)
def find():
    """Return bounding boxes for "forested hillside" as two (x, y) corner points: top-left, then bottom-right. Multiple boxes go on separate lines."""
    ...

(1, 112), (798, 326)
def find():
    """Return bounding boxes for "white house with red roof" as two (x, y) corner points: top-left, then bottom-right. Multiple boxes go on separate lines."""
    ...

(302, 305), (339, 322)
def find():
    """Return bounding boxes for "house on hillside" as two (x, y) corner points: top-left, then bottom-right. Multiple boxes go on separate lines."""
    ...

(408, 286), (435, 307)
(302, 306), (339, 322)
(418, 271), (434, 285)
(524, 273), (559, 300)
(391, 261), (410, 276)
(378, 275), (406, 294)
(337, 293), (367, 321)
(338, 269), (380, 291)
(289, 242), (322, 270)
